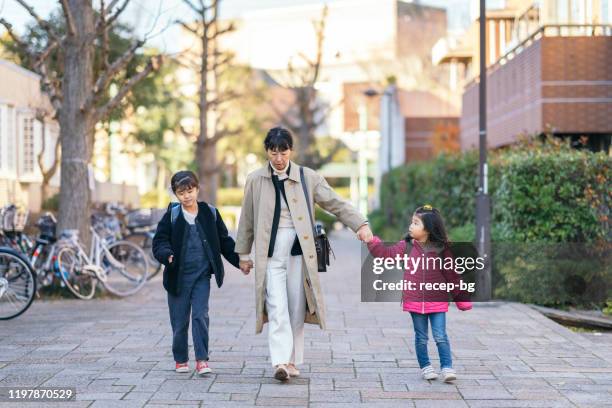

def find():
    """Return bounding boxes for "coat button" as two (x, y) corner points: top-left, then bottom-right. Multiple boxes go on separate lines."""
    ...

(292, 198), (298, 203)
(303, 235), (308, 240)
(309, 255), (314, 259)
(298, 216), (303, 221)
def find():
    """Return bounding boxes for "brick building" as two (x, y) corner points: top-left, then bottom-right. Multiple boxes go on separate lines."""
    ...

(435, 0), (612, 153)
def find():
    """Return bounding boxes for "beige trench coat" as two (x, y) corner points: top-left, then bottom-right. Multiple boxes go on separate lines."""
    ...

(235, 161), (367, 334)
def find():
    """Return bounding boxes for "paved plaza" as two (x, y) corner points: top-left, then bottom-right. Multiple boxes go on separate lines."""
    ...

(1, 230), (612, 407)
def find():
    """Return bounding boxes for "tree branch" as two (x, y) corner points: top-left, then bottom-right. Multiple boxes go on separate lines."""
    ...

(0, 18), (28, 50)
(317, 138), (345, 168)
(176, 20), (200, 36)
(60, 0), (76, 36)
(96, 0), (130, 33)
(270, 102), (300, 134)
(87, 39), (145, 108)
(14, 0), (59, 41)
(208, 90), (239, 108)
(181, 0), (204, 15)
(105, 0), (130, 28)
(99, 0), (110, 70)
(207, 126), (240, 145)
(95, 55), (163, 122)
(33, 40), (59, 69)
(180, 123), (194, 138)
(208, 22), (234, 40)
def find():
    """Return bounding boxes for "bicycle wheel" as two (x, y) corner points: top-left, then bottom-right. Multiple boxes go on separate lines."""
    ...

(57, 246), (96, 300)
(0, 247), (36, 320)
(125, 232), (162, 280)
(100, 240), (148, 296)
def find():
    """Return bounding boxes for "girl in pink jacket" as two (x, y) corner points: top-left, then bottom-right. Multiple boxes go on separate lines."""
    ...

(367, 205), (472, 382)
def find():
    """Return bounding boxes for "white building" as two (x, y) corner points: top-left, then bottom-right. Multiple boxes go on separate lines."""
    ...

(0, 59), (60, 211)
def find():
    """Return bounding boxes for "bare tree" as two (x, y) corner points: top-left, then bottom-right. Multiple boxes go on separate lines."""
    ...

(1, 0), (162, 242)
(271, 5), (344, 170)
(177, 0), (239, 204)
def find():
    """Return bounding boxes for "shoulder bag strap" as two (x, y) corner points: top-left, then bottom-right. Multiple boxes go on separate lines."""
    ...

(299, 166), (317, 238)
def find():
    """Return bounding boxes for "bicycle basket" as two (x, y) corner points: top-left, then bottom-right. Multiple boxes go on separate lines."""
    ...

(1, 206), (29, 232)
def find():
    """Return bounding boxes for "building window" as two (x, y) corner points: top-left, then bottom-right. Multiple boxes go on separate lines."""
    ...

(23, 117), (35, 174)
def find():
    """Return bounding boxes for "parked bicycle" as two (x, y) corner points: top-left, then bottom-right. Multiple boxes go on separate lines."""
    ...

(92, 203), (163, 281)
(29, 213), (65, 290)
(55, 226), (149, 299)
(0, 246), (36, 320)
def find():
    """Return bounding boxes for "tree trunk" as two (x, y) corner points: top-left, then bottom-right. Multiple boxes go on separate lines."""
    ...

(200, 142), (217, 204)
(196, 25), (211, 203)
(57, 0), (95, 244)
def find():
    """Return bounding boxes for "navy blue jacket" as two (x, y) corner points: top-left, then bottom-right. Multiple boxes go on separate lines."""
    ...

(152, 201), (240, 295)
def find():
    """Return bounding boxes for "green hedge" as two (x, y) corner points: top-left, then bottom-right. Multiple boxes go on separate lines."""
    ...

(495, 150), (610, 242)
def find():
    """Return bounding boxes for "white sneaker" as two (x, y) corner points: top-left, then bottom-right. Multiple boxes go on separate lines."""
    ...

(421, 365), (438, 380)
(441, 367), (457, 383)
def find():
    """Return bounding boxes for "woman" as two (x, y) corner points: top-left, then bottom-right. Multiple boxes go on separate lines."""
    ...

(235, 127), (373, 381)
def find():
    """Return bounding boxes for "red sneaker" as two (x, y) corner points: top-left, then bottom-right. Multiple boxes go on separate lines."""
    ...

(175, 362), (189, 373)
(196, 360), (212, 375)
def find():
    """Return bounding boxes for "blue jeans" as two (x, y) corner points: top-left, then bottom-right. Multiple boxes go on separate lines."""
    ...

(167, 269), (211, 363)
(409, 312), (452, 369)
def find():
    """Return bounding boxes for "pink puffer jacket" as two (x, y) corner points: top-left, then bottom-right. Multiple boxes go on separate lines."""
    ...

(367, 236), (473, 314)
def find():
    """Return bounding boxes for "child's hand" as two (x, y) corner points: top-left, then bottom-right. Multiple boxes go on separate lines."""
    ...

(456, 301), (472, 311)
(168, 255), (174, 264)
(357, 224), (373, 243)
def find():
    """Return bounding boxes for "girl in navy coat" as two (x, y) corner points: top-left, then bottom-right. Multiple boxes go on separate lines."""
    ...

(153, 170), (241, 375)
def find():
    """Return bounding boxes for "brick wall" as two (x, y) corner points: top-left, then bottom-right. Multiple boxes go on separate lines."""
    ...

(405, 117), (459, 162)
(460, 35), (612, 150)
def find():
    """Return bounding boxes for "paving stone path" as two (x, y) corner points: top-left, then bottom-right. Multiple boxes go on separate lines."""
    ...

(1, 229), (611, 407)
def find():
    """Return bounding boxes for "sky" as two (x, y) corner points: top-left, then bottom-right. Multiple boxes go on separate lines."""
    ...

(0, 0), (472, 54)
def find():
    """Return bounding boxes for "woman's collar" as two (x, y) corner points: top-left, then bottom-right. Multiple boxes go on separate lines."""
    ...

(269, 160), (290, 176)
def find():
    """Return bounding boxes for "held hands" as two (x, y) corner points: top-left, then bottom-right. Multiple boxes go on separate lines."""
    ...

(356, 224), (373, 243)
(239, 260), (254, 275)
(170, 254), (253, 275)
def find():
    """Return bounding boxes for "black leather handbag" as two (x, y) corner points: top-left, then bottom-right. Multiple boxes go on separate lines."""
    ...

(300, 166), (334, 272)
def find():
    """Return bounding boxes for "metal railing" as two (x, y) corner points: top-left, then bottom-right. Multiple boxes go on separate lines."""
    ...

(465, 23), (612, 88)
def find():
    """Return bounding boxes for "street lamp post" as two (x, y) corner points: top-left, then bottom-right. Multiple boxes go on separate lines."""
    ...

(476, 0), (492, 301)
(357, 103), (369, 217)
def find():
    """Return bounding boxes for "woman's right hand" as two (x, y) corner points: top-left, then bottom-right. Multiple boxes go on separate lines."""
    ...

(168, 255), (174, 264)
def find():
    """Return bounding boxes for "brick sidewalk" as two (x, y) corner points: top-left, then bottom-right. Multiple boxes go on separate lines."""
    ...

(1, 229), (611, 407)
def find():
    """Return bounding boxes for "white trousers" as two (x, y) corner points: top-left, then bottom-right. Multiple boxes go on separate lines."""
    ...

(265, 227), (306, 366)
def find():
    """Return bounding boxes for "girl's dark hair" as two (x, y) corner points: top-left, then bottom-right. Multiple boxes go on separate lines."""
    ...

(264, 127), (293, 151)
(170, 170), (199, 194)
(408, 205), (450, 246)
